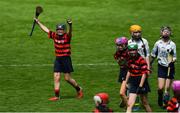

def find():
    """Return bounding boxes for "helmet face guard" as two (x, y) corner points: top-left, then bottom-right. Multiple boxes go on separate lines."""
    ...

(116, 44), (126, 51)
(160, 26), (171, 38)
(56, 24), (67, 36)
(131, 31), (142, 40)
(129, 50), (138, 57)
(128, 43), (138, 58)
(129, 25), (142, 40)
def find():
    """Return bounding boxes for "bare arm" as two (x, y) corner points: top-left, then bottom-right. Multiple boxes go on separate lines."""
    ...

(125, 71), (130, 83)
(34, 18), (50, 33)
(139, 74), (146, 87)
(146, 57), (150, 72)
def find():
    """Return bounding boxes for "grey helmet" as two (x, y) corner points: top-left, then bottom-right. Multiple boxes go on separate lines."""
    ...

(56, 24), (66, 31)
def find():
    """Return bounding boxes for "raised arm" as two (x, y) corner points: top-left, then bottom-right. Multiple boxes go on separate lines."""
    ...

(67, 19), (72, 37)
(34, 18), (50, 33)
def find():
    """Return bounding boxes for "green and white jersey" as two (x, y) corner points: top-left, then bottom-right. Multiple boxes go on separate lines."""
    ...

(151, 39), (177, 67)
(128, 38), (150, 58)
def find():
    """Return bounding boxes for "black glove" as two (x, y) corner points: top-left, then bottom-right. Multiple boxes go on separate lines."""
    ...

(136, 87), (146, 94)
(67, 19), (72, 25)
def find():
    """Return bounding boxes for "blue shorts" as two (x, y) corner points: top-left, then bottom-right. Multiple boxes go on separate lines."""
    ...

(128, 76), (150, 94)
(118, 68), (128, 83)
(158, 64), (175, 79)
(54, 56), (74, 73)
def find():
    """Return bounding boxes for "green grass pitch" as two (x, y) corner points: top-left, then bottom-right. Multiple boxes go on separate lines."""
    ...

(0, 0), (180, 112)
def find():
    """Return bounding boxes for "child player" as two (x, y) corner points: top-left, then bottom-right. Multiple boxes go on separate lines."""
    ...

(128, 25), (150, 111)
(34, 18), (83, 101)
(125, 43), (152, 112)
(151, 26), (176, 107)
(114, 37), (129, 108)
(93, 93), (113, 113)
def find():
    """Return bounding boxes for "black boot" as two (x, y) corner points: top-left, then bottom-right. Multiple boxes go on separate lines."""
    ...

(158, 90), (163, 107)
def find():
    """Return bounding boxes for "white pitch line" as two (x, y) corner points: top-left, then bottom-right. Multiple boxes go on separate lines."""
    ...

(0, 63), (117, 67)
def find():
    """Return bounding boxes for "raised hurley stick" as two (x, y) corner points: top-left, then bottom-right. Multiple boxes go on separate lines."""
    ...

(29, 6), (43, 37)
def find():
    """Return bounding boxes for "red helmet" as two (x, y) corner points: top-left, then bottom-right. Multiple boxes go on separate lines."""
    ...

(94, 93), (109, 104)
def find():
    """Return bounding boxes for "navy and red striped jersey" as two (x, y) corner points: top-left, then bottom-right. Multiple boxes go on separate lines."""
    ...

(114, 49), (129, 68)
(48, 31), (71, 57)
(128, 55), (148, 76)
(167, 97), (179, 112)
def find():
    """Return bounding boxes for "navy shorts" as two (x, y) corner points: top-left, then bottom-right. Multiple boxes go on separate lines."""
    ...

(118, 68), (128, 83)
(158, 64), (175, 79)
(54, 56), (74, 73)
(128, 76), (150, 94)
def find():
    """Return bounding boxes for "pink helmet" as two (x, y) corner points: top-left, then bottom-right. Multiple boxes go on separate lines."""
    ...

(115, 37), (128, 45)
(172, 80), (180, 92)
